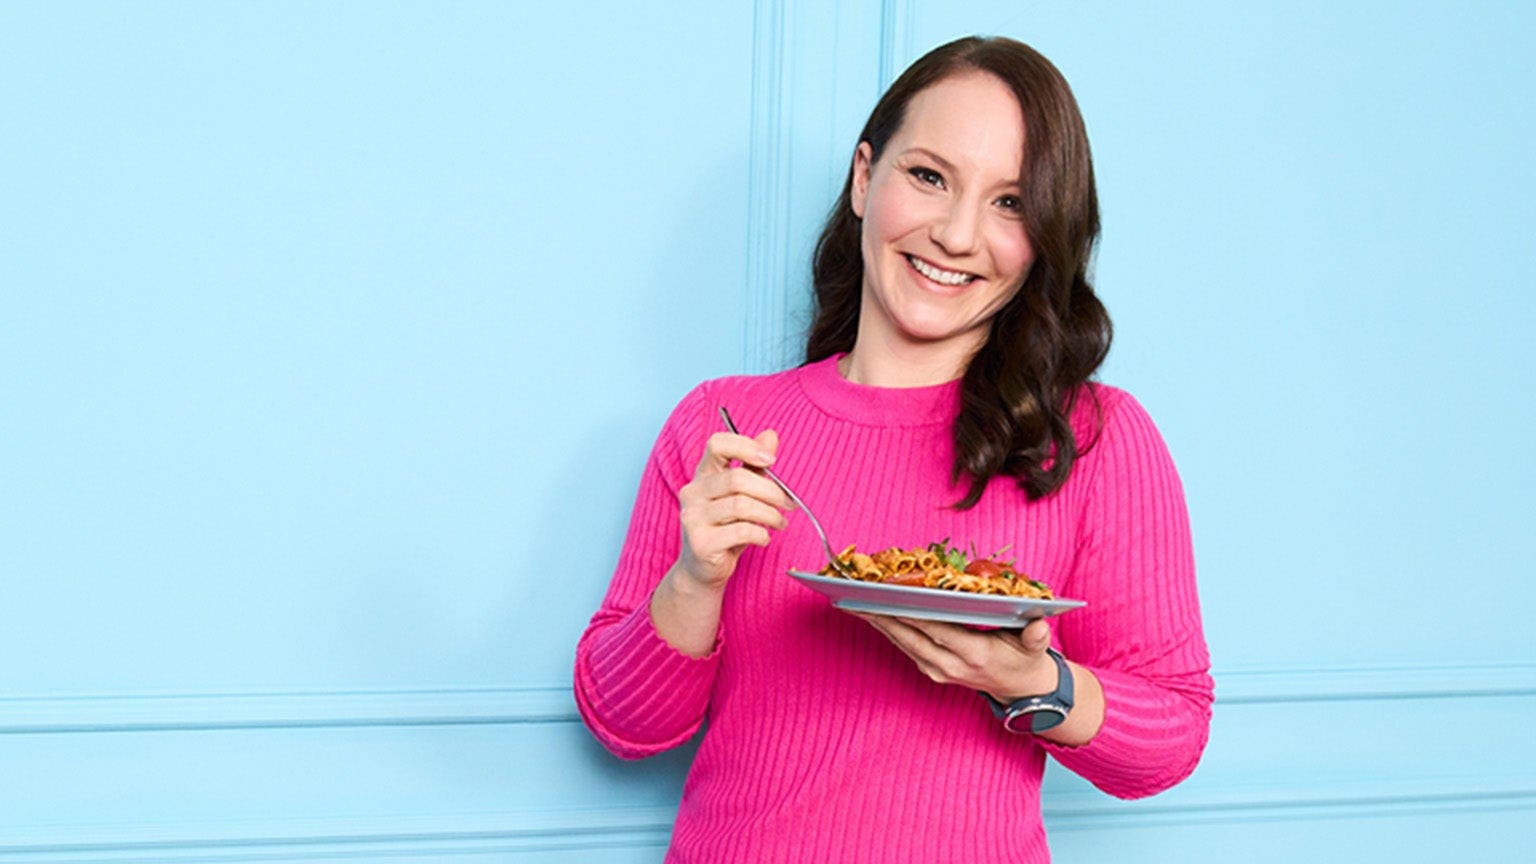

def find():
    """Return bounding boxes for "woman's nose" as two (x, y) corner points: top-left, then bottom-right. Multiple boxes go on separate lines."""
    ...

(930, 198), (982, 256)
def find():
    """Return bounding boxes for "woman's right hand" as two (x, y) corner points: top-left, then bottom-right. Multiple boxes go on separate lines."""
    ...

(672, 428), (796, 592)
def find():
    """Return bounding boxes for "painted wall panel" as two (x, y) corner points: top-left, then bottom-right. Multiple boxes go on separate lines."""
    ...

(1, 0), (748, 855)
(4, 0), (1534, 860)
(1, 0), (756, 695)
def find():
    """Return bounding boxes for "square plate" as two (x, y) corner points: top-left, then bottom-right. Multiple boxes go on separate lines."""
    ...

(788, 570), (1085, 628)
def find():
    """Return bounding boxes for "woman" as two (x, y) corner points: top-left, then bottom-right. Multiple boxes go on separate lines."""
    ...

(575, 35), (1212, 862)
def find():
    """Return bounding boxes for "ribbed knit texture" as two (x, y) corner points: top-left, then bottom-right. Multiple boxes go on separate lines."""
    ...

(574, 355), (1213, 863)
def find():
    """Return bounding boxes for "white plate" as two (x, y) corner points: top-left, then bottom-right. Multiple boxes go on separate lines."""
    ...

(788, 570), (1086, 628)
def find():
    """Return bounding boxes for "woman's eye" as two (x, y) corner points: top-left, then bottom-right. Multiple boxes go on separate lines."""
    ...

(908, 167), (944, 188)
(996, 195), (1022, 212)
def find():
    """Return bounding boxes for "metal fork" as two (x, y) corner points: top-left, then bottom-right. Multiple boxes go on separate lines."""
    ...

(717, 406), (855, 579)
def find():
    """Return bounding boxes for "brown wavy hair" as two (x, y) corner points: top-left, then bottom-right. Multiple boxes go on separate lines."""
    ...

(807, 36), (1111, 508)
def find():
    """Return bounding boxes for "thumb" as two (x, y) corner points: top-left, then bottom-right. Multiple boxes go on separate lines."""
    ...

(1021, 618), (1053, 653)
(755, 429), (780, 460)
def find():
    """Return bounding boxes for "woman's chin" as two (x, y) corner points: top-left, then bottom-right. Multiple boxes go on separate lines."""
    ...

(891, 319), (987, 349)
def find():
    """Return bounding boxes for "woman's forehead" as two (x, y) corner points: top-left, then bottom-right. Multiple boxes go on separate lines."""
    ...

(888, 72), (1026, 178)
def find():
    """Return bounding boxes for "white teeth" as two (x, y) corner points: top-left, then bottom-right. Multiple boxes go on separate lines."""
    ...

(907, 255), (973, 286)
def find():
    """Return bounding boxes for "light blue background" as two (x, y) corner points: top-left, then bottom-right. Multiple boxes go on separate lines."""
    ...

(3, 1), (1533, 861)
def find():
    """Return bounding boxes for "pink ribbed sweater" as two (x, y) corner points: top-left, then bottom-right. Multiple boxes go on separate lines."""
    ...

(574, 355), (1213, 863)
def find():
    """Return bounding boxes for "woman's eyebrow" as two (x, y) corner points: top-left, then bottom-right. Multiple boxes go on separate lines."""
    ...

(900, 146), (1021, 189)
(899, 146), (957, 173)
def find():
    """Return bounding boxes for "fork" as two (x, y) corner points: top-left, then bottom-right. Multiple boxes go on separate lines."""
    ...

(717, 407), (855, 579)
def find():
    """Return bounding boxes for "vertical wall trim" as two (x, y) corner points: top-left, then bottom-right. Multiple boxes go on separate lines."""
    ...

(742, 0), (888, 373)
(745, 0), (792, 373)
(877, 0), (915, 89)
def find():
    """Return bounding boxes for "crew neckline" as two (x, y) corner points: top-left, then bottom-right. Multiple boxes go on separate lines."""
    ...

(795, 353), (960, 427)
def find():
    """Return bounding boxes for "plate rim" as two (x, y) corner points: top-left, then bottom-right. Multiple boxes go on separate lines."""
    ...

(786, 569), (1086, 619)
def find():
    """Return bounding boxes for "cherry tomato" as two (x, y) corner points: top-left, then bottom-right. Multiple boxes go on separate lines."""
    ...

(964, 559), (1009, 578)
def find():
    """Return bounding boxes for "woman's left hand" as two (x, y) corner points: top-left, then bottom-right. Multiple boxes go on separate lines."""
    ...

(853, 614), (1059, 703)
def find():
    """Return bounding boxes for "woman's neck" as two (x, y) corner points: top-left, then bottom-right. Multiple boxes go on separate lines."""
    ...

(840, 329), (980, 388)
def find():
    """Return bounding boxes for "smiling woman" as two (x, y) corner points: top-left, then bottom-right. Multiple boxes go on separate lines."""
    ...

(810, 38), (1110, 508)
(848, 72), (1036, 373)
(575, 35), (1211, 864)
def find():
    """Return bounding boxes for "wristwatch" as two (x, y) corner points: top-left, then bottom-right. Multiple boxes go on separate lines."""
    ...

(982, 647), (1074, 734)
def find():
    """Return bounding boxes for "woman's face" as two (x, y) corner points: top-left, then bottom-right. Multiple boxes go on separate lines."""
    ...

(850, 71), (1035, 364)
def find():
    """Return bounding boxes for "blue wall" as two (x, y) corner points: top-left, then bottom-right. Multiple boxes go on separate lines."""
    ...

(3, 2), (1533, 860)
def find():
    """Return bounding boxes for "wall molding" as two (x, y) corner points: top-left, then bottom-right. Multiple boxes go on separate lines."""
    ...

(877, 0), (916, 88)
(741, 0), (891, 374)
(3, 783), (1533, 861)
(0, 806), (676, 863)
(0, 686), (572, 735)
(1213, 662), (1536, 704)
(1042, 776), (1536, 832)
(4, 663), (1531, 734)
(744, 0), (794, 374)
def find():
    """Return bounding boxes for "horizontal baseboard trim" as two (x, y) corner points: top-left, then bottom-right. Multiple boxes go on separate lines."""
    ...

(0, 686), (575, 735)
(1213, 663), (1536, 704)
(4, 782), (1534, 860)
(0, 806), (677, 862)
(4, 663), (1533, 734)
(1044, 776), (1536, 831)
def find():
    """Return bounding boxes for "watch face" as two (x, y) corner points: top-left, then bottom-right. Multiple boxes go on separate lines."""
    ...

(991, 647), (1073, 734)
(1004, 704), (1067, 734)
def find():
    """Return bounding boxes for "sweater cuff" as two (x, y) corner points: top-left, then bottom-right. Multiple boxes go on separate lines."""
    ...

(576, 603), (722, 754)
(1034, 665), (1206, 799)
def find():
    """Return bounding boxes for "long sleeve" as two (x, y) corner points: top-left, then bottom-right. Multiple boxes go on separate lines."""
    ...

(572, 385), (722, 760)
(1038, 389), (1214, 798)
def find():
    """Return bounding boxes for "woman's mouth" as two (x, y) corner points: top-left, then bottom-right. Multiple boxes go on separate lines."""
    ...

(906, 254), (976, 287)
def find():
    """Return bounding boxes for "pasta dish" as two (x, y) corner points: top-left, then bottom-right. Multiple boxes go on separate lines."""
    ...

(820, 540), (1054, 599)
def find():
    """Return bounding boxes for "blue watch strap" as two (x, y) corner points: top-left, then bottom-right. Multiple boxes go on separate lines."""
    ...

(982, 647), (1074, 734)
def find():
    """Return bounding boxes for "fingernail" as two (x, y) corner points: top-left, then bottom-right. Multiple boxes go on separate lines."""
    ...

(755, 450), (775, 464)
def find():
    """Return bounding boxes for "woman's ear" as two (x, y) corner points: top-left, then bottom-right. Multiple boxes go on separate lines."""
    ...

(850, 142), (874, 219)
